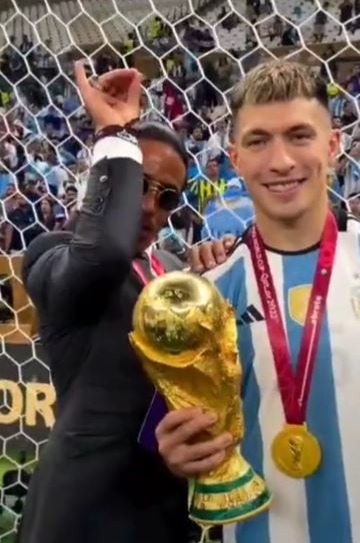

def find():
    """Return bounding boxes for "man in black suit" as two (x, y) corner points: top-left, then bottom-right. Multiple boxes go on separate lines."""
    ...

(18, 62), (231, 543)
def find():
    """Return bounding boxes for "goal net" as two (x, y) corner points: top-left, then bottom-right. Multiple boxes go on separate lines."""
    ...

(0, 0), (359, 539)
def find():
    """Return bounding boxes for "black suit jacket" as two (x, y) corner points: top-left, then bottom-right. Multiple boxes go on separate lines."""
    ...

(17, 150), (189, 543)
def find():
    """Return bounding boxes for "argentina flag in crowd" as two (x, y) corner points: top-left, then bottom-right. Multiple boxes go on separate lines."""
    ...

(201, 178), (254, 240)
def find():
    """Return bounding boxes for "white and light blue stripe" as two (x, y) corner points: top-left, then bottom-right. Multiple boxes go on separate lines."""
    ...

(206, 221), (360, 543)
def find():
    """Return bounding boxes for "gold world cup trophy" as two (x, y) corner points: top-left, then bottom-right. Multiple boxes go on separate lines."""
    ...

(129, 271), (271, 529)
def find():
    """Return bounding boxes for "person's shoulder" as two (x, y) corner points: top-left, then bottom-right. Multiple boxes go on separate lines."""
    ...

(203, 236), (249, 307)
(203, 235), (248, 282)
(22, 231), (72, 281)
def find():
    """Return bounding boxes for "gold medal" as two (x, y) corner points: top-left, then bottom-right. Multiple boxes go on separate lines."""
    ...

(271, 424), (322, 479)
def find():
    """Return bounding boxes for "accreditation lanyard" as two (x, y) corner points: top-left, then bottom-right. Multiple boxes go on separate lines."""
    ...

(132, 254), (165, 285)
(244, 212), (338, 424)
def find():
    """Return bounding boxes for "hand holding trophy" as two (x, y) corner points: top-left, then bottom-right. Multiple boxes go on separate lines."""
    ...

(129, 271), (271, 531)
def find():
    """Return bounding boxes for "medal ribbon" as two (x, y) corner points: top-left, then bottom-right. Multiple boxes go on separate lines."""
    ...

(245, 212), (338, 424)
(132, 253), (165, 285)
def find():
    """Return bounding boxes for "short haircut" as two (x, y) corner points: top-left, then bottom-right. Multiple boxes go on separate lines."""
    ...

(230, 60), (329, 120)
(134, 121), (188, 175)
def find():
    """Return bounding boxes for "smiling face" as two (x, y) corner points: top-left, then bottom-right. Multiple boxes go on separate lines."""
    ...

(230, 98), (339, 223)
(229, 61), (340, 227)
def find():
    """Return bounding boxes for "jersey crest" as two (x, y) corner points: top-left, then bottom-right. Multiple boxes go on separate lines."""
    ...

(288, 285), (312, 326)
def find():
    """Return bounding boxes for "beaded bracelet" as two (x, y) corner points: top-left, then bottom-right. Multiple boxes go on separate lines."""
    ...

(94, 123), (139, 146)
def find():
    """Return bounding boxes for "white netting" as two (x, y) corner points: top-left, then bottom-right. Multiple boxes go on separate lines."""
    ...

(0, 0), (359, 539)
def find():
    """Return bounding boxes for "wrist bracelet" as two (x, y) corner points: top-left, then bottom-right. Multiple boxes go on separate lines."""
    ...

(94, 123), (139, 146)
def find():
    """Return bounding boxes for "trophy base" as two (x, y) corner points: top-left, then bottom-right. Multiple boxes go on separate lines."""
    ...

(189, 451), (272, 526)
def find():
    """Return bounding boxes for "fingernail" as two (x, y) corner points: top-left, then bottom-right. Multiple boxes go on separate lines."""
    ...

(208, 261), (215, 268)
(224, 434), (234, 446)
(217, 256), (226, 263)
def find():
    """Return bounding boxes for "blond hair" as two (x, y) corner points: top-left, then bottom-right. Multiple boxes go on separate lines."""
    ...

(230, 61), (328, 118)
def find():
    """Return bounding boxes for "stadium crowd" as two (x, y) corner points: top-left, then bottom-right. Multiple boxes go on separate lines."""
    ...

(0, 8), (360, 262)
(1, 2), (360, 542)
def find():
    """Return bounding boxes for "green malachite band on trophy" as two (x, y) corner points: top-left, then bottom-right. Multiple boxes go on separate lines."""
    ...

(190, 489), (272, 523)
(194, 468), (254, 494)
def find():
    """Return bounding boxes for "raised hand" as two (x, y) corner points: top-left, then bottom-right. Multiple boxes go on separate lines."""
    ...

(189, 235), (236, 273)
(74, 61), (143, 132)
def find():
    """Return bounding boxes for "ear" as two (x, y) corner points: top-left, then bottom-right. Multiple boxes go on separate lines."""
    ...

(329, 129), (341, 168)
(229, 142), (243, 178)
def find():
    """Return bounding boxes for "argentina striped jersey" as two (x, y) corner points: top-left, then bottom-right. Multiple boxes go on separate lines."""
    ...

(204, 216), (360, 543)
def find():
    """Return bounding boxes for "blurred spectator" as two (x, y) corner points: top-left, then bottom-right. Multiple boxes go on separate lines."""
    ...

(76, 136), (93, 167)
(269, 16), (284, 42)
(314, 4), (329, 42)
(332, 116), (352, 151)
(0, 12), (359, 258)
(5, 193), (42, 253)
(355, 0), (360, 28)
(321, 46), (338, 79)
(1, 136), (18, 171)
(343, 141), (360, 197)
(44, 151), (70, 196)
(342, 100), (358, 131)
(3, 184), (18, 220)
(186, 157), (230, 215)
(281, 24), (299, 46)
(23, 178), (46, 203)
(62, 185), (78, 212)
(207, 119), (231, 158)
(187, 125), (208, 169)
(202, 179), (254, 239)
(329, 88), (346, 118)
(20, 35), (33, 56)
(348, 191), (360, 217)
(339, 0), (354, 30)
(347, 64), (360, 95)
(38, 196), (66, 231)
(248, 0), (261, 18)
(163, 80), (184, 122)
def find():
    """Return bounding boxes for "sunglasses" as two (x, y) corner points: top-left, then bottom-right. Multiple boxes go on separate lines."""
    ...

(143, 175), (181, 211)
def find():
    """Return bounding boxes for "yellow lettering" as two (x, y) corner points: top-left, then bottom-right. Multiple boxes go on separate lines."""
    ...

(25, 383), (56, 428)
(0, 380), (56, 428)
(0, 380), (23, 424)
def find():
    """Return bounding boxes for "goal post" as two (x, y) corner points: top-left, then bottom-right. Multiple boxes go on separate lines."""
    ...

(0, 0), (359, 540)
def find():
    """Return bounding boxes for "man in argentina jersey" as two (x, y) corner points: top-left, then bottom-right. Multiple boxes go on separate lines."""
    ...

(207, 214), (360, 543)
(155, 60), (360, 543)
(206, 62), (360, 543)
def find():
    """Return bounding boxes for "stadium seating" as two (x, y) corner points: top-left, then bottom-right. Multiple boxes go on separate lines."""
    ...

(0, 0), (213, 52)
(204, 0), (359, 51)
(1, 0), (356, 55)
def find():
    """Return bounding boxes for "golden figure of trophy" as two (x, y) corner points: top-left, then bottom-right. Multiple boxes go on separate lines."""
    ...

(129, 271), (271, 527)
